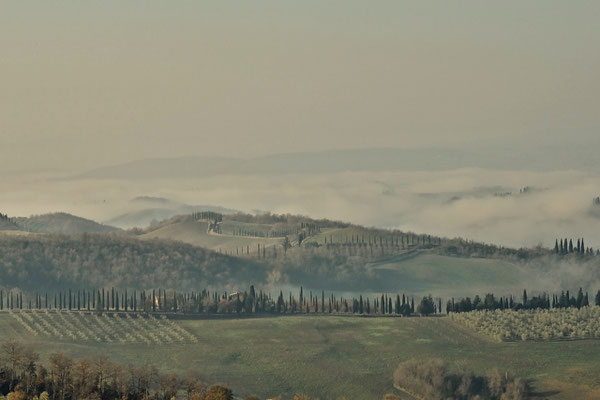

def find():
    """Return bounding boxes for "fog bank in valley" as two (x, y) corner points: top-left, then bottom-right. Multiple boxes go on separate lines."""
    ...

(2, 168), (599, 251)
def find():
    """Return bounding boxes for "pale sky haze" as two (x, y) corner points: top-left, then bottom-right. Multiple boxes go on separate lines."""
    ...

(1, 1), (599, 172)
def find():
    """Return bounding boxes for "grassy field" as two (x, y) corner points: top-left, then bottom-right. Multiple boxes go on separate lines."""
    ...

(2, 313), (600, 399)
(366, 253), (530, 297)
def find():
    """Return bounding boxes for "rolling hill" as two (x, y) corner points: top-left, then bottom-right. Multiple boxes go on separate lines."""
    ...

(139, 215), (284, 254)
(0, 233), (266, 292)
(13, 212), (120, 234)
(1, 209), (596, 298)
(105, 197), (238, 229)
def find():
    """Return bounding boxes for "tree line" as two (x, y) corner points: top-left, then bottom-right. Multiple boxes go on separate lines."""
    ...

(446, 288), (599, 314)
(0, 341), (242, 400)
(192, 212), (223, 223)
(0, 286), (446, 317)
(553, 237), (598, 256)
(7, 284), (600, 317)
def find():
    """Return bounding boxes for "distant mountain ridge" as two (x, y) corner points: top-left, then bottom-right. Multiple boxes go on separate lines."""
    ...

(73, 144), (600, 180)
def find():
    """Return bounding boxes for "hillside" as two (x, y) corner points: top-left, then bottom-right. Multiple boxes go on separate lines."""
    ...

(0, 233), (267, 292)
(13, 212), (120, 234)
(139, 214), (293, 253)
(0, 227), (536, 296)
(2, 210), (597, 296)
(104, 196), (239, 228)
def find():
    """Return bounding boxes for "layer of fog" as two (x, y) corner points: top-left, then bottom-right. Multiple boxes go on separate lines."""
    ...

(2, 168), (600, 251)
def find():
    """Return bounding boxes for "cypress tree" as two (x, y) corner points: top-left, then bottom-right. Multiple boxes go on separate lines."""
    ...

(569, 239), (574, 253)
(522, 289), (528, 306)
(577, 288), (584, 309)
(554, 239), (559, 253)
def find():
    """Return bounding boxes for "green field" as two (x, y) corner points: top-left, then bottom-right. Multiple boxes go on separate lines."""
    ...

(367, 253), (530, 297)
(2, 313), (600, 399)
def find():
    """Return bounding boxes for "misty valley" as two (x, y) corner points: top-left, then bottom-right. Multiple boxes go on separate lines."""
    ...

(3, 1), (600, 399)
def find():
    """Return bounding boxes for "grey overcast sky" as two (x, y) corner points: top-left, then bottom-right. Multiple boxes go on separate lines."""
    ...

(1, 1), (599, 172)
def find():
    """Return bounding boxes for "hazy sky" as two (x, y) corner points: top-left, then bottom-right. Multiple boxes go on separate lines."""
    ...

(2, 1), (599, 172)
